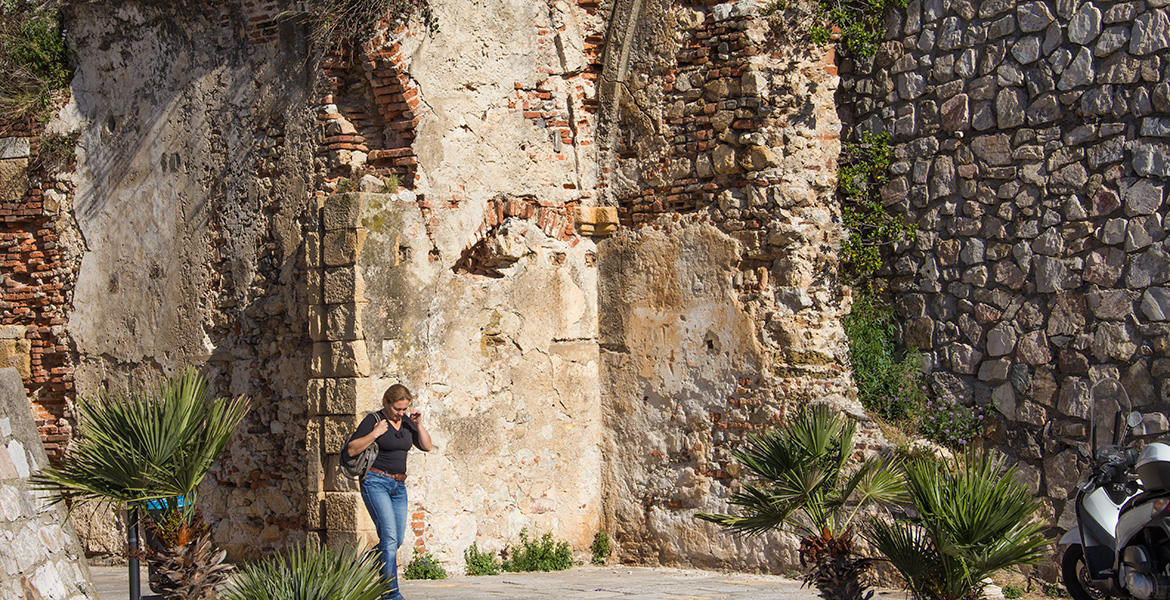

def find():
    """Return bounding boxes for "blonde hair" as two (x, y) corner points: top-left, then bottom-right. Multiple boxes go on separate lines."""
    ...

(383, 383), (413, 406)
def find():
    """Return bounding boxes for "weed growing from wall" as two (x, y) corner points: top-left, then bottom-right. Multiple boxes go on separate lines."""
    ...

(464, 542), (502, 576)
(917, 389), (984, 449)
(0, 0), (71, 121)
(590, 531), (610, 565)
(762, 0), (907, 57)
(301, 0), (437, 51)
(842, 287), (926, 422)
(501, 529), (573, 572)
(403, 550), (447, 580)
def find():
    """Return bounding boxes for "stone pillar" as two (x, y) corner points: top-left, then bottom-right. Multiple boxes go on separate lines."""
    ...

(306, 192), (377, 551)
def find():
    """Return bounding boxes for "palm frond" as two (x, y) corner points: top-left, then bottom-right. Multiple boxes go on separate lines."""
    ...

(31, 367), (251, 510)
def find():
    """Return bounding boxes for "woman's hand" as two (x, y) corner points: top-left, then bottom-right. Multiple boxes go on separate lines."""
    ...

(408, 410), (422, 425)
(371, 419), (391, 438)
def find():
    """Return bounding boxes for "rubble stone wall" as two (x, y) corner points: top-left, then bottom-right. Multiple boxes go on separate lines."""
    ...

(0, 109), (81, 464)
(0, 367), (96, 599)
(840, 0), (1170, 572)
(595, 0), (873, 571)
(60, 0), (320, 559)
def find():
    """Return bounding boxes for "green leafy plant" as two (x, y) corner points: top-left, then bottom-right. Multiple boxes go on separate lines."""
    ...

(698, 404), (907, 600)
(501, 529), (574, 573)
(223, 543), (391, 600)
(917, 389), (984, 449)
(590, 530), (611, 565)
(838, 131), (916, 283)
(842, 288), (926, 422)
(403, 550), (447, 580)
(866, 451), (1049, 600)
(464, 541), (502, 576)
(1002, 584), (1024, 599)
(1045, 583), (1069, 597)
(33, 367), (249, 599)
(0, 0), (72, 121)
(335, 177), (356, 193)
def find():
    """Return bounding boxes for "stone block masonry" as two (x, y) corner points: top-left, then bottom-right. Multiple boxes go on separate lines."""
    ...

(0, 367), (97, 599)
(841, 0), (1170, 576)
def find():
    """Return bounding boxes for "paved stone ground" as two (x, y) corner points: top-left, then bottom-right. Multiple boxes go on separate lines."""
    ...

(92, 564), (906, 600)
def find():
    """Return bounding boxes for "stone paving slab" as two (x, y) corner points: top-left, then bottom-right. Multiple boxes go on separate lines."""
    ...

(93, 564), (908, 600)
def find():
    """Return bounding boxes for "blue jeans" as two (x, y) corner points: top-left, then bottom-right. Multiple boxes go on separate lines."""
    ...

(360, 472), (407, 600)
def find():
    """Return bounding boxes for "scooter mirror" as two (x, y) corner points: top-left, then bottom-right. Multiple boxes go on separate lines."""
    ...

(1128, 411), (1144, 429)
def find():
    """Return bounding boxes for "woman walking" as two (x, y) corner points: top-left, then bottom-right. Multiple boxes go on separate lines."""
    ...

(345, 384), (433, 600)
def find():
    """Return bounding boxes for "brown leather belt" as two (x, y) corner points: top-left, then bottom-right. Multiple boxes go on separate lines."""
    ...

(369, 468), (406, 481)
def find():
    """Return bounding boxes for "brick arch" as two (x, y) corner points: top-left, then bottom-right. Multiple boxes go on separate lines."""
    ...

(317, 34), (425, 187)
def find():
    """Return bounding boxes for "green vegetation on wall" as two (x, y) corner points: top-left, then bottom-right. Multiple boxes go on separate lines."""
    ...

(838, 131), (916, 283)
(301, 0), (437, 50)
(0, 0), (71, 121)
(763, 0), (907, 57)
(842, 289), (925, 423)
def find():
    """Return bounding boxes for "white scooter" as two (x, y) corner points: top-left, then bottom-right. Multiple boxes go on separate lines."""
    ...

(1060, 379), (1170, 600)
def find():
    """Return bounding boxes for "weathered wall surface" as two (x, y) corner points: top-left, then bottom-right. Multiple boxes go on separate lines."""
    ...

(595, 0), (870, 571)
(60, 0), (319, 558)
(840, 0), (1170, 573)
(0, 367), (97, 599)
(302, 0), (611, 565)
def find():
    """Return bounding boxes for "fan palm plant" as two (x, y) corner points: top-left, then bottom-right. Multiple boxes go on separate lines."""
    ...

(32, 366), (250, 599)
(223, 543), (392, 600)
(33, 366), (250, 509)
(697, 404), (907, 600)
(866, 451), (1049, 600)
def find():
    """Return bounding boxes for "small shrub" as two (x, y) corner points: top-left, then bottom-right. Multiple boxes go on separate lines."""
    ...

(379, 173), (399, 193)
(1045, 583), (1069, 598)
(917, 389), (984, 449)
(590, 531), (610, 565)
(464, 541), (501, 576)
(403, 550), (446, 580)
(1002, 584), (1024, 599)
(335, 177), (356, 193)
(301, 0), (437, 50)
(34, 129), (78, 170)
(501, 528), (573, 572)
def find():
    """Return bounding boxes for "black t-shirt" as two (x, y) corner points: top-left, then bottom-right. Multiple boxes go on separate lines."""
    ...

(347, 412), (422, 474)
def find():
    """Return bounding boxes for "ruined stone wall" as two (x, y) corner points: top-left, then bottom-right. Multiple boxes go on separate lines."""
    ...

(0, 108), (81, 464)
(59, 0), (320, 559)
(840, 0), (1170, 572)
(3, 0), (866, 577)
(300, 0), (613, 566)
(595, 0), (868, 571)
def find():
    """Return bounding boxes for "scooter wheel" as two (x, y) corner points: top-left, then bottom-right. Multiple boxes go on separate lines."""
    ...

(1062, 544), (1105, 600)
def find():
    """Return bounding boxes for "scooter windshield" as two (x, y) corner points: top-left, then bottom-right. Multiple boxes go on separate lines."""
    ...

(1091, 378), (1132, 451)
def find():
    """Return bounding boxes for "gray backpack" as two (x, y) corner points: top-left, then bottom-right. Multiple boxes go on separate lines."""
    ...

(339, 412), (384, 480)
